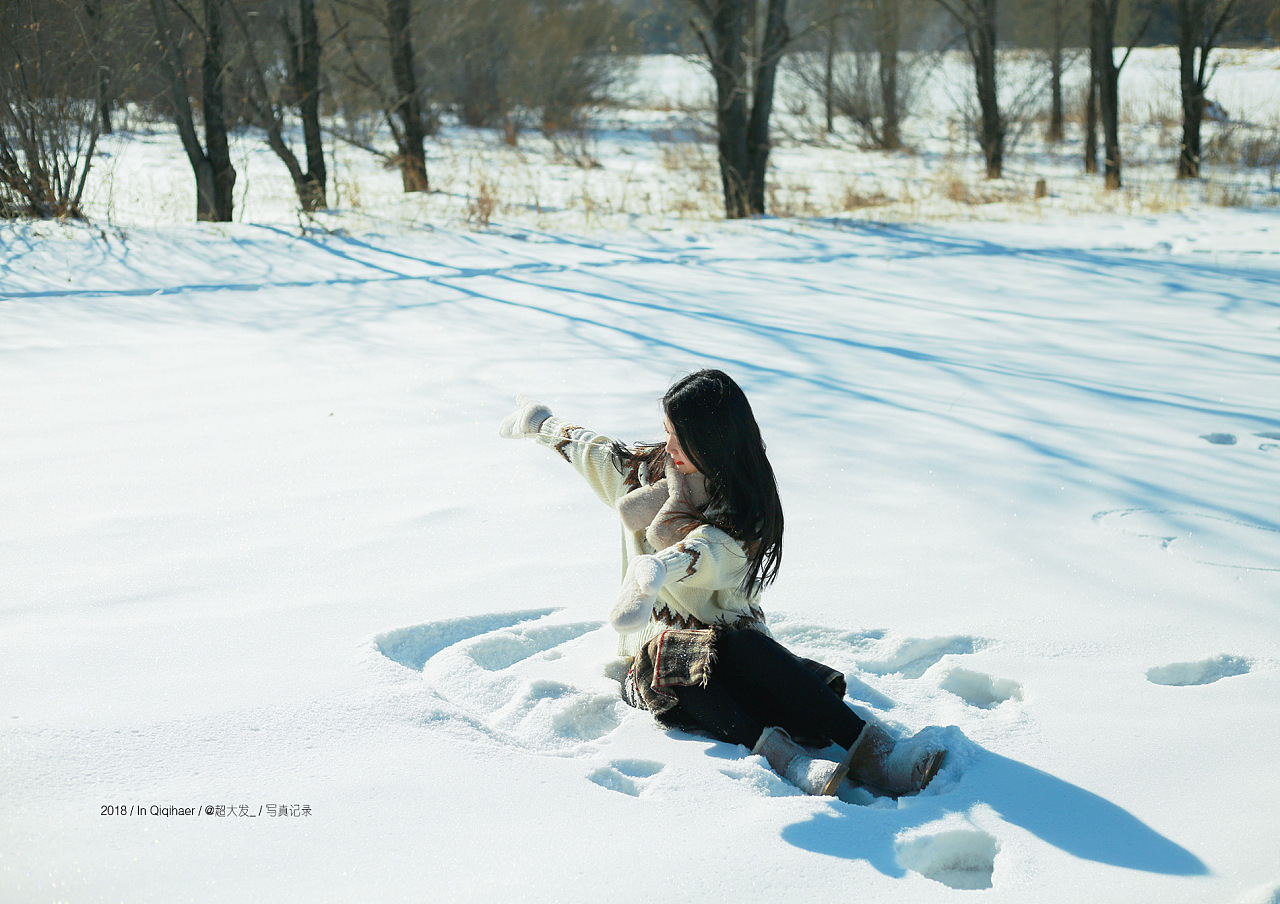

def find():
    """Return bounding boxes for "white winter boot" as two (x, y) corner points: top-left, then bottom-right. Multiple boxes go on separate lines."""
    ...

(845, 722), (944, 797)
(752, 726), (849, 796)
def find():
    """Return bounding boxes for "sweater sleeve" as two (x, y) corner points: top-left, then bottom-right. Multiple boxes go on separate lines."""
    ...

(651, 523), (750, 594)
(530, 415), (632, 507)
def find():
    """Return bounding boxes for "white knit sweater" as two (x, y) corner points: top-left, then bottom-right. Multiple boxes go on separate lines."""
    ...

(530, 415), (771, 659)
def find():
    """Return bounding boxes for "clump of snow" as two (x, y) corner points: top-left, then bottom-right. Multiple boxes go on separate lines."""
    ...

(896, 821), (1000, 890)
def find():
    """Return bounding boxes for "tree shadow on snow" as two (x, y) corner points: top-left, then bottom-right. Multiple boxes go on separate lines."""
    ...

(781, 745), (1208, 878)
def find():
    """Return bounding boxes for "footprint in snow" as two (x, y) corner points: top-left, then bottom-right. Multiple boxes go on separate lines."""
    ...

(895, 823), (1000, 890)
(940, 668), (1024, 709)
(1256, 432), (1280, 454)
(1146, 654), (1252, 687)
(1200, 431), (1280, 453)
(1094, 509), (1280, 572)
(588, 759), (665, 797)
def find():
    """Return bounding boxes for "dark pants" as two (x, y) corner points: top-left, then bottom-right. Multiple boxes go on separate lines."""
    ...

(666, 627), (867, 750)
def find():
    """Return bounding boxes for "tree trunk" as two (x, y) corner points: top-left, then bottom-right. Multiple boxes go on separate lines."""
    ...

(745, 0), (789, 214)
(1085, 3), (1099, 173)
(149, 0), (234, 221)
(1093, 0), (1121, 189)
(1177, 24), (1204, 178)
(875, 0), (901, 150)
(83, 0), (113, 135)
(97, 68), (113, 135)
(386, 0), (428, 192)
(973, 0), (1003, 178)
(203, 0), (236, 220)
(707, 0), (751, 218)
(1174, 0), (1238, 179)
(699, 0), (790, 218)
(1047, 0), (1065, 142)
(1092, 0), (1151, 190)
(296, 0), (326, 208)
(824, 15), (836, 135)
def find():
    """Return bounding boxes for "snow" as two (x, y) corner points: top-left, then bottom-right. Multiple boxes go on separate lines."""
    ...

(3, 51), (1280, 904)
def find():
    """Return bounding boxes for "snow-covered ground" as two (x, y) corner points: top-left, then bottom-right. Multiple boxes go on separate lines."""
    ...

(3, 50), (1280, 904)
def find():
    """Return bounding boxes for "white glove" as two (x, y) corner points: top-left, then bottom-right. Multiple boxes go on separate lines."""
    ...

(610, 554), (667, 633)
(498, 394), (552, 439)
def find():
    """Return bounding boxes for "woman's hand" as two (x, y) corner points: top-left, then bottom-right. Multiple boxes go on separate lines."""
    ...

(498, 394), (552, 438)
(610, 554), (667, 632)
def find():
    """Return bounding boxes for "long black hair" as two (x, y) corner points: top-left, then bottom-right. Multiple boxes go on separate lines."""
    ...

(614, 369), (784, 596)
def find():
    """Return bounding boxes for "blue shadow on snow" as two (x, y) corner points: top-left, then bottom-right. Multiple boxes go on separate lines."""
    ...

(782, 748), (1208, 877)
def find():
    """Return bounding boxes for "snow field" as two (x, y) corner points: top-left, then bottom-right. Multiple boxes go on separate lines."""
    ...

(3, 76), (1280, 902)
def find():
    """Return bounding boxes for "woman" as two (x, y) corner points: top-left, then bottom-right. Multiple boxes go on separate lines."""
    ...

(500, 369), (943, 797)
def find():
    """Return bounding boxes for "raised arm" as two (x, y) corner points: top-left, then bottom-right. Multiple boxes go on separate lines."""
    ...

(499, 395), (632, 506)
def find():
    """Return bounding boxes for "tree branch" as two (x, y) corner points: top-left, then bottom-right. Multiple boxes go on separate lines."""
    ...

(1119, 0), (1158, 72)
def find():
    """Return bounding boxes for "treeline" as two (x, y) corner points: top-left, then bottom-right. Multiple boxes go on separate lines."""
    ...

(1, 0), (632, 219)
(1, 0), (1276, 222)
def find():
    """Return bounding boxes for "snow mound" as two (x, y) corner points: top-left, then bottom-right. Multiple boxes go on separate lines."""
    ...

(374, 608), (559, 670)
(855, 635), (990, 680)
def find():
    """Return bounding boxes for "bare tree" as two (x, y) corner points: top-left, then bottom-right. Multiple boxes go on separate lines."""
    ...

(149, 0), (237, 220)
(1004, 0), (1083, 143)
(933, 0), (1003, 177)
(83, 0), (114, 134)
(327, 0), (427, 191)
(790, 0), (928, 149)
(1090, 0), (1155, 189)
(821, 1), (840, 134)
(1040, 0), (1081, 142)
(0, 0), (103, 218)
(229, 0), (328, 210)
(690, 0), (792, 218)
(291, 0), (328, 204)
(1173, 0), (1241, 178)
(870, 0), (903, 149)
(386, 0), (428, 190)
(1084, 17), (1098, 172)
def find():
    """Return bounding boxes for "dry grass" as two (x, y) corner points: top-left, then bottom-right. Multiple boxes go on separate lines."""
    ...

(833, 179), (891, 211)
(936, 168), (1024, 206)
(767, 179), (821, 218)
(1207, 179), (1252, 207)
(468, 172), (498, 227)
